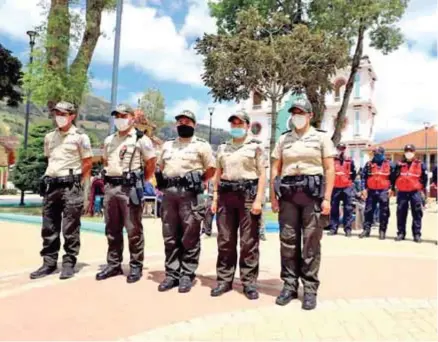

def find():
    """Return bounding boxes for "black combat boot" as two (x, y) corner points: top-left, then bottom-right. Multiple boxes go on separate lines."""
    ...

(126, 267), (142, 283)
(30, 264), (57, 280)
(259, 231), (267, 241)
(413, 235), (422, 243)
(158, 277), (179, 292)
(359, 230), (370, 238)
(95, 266), (123, 281)
(243, 285), (259, 300)
(379, 231), (386, 240)
(178, 276), (193, 293)
(211, 283), (232, 297)
(327, 229), (337, 236)
(275, 288), (298, 306)
(395, 234), (405, 241)
(345, 230), (352, 237)
(302, 293), (317, 310)
(59, 265), (75, 280)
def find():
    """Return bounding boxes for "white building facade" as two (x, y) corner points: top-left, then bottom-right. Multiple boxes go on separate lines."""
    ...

(242, 55), (378, 169)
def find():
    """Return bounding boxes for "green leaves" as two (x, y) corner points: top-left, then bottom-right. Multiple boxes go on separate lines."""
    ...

(0, 44), (23, 107)
(12, 122), (52, 193)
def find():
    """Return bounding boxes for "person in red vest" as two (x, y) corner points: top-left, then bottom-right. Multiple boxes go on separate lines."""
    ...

(328, 143), (357, 237)
(393, 144), (427, 243)
(359, 146), (395, 240)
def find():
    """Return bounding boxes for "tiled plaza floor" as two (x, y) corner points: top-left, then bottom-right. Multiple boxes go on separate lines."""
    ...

(0, 202), (437, 341)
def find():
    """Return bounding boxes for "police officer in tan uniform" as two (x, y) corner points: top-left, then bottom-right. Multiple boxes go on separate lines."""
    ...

(156, 110), (215, 293)
(271, 98), (335, 310)
(30, 101), (93, 280)
(210, 111), (266, 300)
(96, 104), (156, 283)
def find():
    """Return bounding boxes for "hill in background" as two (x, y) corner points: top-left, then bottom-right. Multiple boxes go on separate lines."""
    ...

(0, 95), (230, 148)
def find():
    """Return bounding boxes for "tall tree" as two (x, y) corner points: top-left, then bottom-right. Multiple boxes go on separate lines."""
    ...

(12, 122), (52, 193)
(195, 8), (347, 164)
(0, 44), (23, 107)
(24, 0), (116, 110)
(309, 0), (408, 144)
(209, 0), (408, 142)
(138, 88), (166, 130)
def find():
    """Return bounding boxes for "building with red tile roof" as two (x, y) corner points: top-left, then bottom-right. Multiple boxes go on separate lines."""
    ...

(0, 136), (19, 189)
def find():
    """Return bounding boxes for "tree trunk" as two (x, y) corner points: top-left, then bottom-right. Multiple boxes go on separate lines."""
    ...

(69, 0), (106, 107)
(307, 85), (327, 128)
(269, 97), (278, 170)
(46, 0), (71, 107)
(331, 24), (365, 145)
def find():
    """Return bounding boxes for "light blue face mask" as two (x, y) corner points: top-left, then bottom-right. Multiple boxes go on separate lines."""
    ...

(230, 127), (246, 138)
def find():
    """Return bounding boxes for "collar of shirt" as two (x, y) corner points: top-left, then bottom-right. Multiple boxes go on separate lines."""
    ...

(116, 127), (136, 139)
(176, 135), (197, 145)
(290, 126), (316, 140)
(56, 125), (77, 136)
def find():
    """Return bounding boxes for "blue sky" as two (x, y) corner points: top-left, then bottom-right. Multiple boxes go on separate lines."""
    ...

(0, 0), (437, 139)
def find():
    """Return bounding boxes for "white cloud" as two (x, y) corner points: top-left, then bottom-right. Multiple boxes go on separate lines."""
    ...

(90, 78), (112, 90)
(180, 0), (217, 38)
(364, 9), (438, 140)
(168, 97), (240, 130)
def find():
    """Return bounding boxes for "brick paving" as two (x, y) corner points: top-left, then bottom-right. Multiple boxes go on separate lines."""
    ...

(0, 202), (437, 341)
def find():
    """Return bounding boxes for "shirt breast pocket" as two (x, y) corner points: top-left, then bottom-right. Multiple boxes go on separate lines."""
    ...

(306, 142), (321, 151)
(182, 152), (199, 162)
(242, 149), (256, 158)
(162, 150), (172, 160)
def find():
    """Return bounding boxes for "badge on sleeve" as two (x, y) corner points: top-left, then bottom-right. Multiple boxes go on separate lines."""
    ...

(82, 137), (91, 150)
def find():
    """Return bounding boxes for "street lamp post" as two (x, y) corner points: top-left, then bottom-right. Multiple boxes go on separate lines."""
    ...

(424, 121), (430, 194)
(109, 0), (124, 134)
(208, 106), (215, 144)
(19, 30), (37, 207)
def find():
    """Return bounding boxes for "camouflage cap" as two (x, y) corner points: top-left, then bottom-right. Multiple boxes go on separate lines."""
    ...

(228, 110), (250, 124)
(111, 104), (135, 116)
(288, 98), (313, 113)
(175, 110), (196, 123)
(53, 101), (76, 114)
(404, 144), (416, 152)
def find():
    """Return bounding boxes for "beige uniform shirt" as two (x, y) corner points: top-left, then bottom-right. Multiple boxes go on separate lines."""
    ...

(44, 126), (93, 177)
(159, 136), (215, 178)
(272, 127), (336, 176)
(103, 128), (156, 177)
(217, 137), (265, 181)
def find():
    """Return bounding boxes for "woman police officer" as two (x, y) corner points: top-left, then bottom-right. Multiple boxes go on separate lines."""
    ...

(271, 98), (335, 310)
(210, 110), (266, 300)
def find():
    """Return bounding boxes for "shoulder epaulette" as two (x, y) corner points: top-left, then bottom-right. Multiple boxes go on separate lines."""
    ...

(196, 137), (207, 143)
(76, 128), (84, 134)
(166, 138), (175, 142)
(316, 129), (327, 132)
(281, 130), (292, 135)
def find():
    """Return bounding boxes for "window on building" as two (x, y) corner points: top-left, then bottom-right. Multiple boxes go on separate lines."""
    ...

(354, 73), (360, 98)
(253, 91), (262, 109)
(334, 78), (346, 102)
(354, 111), (360, 136)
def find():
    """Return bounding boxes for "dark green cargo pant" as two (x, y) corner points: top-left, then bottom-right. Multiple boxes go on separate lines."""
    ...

(103, 184), (144, 269)
(41, 183), (83, 267)
(279, 190), (327, 294)
(161, 188), (202, 280)
(216, 190), (260, 286)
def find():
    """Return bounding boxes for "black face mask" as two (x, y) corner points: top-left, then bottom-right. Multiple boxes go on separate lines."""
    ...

(177, 124), (195, 138)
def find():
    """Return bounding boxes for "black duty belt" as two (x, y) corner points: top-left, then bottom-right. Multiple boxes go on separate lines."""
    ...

(104, 172), (142, 186)
(280, 174), (323, 197)
(45, 174), (81, 186)
(163, 176), (187, 188)
(219, 179), (258, 192)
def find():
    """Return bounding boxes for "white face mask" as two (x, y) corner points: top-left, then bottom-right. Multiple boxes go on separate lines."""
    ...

(291, 114), (307, 130)
(114, 118), (130, 132)
(405, 152), (415, 160)
(55, 116), (69, 128)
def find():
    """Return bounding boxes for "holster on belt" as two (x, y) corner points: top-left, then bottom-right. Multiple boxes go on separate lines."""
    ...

(184, 170), (204, 195)
(123, 171), (144, 206)
(219, 179), (258, 199)
(39, 170), (81, 197)
(280, 175), (324, 199)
